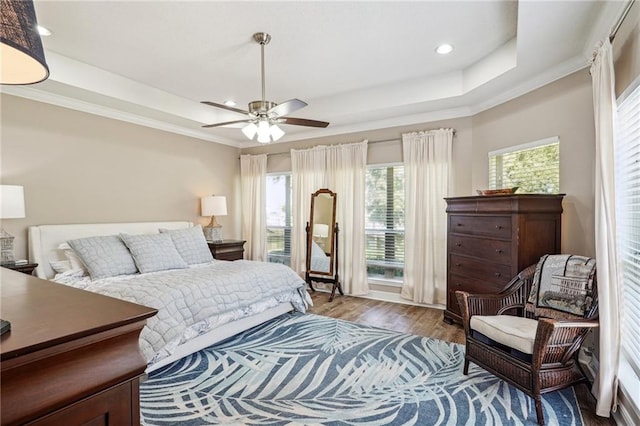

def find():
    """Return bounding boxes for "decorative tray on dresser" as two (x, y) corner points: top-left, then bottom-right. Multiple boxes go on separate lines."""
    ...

(0, 268), (157, 425)
(444, 194), (565, 324)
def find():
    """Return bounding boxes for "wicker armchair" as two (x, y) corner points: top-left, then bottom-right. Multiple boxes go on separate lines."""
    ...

(456, 263), (599, 426)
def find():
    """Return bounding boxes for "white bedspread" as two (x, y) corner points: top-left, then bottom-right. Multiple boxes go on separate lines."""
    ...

(53, 260), (312, 366)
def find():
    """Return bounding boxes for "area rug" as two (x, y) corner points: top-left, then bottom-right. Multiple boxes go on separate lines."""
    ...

(140, 313), (584, 425)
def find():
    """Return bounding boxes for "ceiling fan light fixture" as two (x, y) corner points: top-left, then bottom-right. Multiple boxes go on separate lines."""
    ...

(270, 124), (284, 142)
(256, 119), (271, 143)
(257, 133), (271, 144)
(242, 122), (257, 140)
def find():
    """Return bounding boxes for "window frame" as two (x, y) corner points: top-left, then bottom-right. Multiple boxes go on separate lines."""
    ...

(265, 172), (293, 266)
(615, 77), (640, 410)
(488, 136), (560, 193)
(365, 162), (405, 286)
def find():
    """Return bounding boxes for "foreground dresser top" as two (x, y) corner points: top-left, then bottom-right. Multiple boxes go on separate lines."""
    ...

(0, 268), (157, 361)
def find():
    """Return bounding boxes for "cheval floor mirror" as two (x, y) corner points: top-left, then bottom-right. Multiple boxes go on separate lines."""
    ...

(305, 188), (343, 301)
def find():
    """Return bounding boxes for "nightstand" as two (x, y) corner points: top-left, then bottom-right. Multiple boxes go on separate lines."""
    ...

(207, 240), (246, 261)
(2, 262), (38, 275)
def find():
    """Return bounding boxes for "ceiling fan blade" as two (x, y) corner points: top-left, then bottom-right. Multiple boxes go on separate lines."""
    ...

(280, 117), (330, 128)
(201, 101), (249, 115)
(268, 99), (308, 118)
(202, 119), (252, 128)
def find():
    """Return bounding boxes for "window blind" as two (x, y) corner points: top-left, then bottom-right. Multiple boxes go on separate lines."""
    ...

(617, 83), (640, 377)
(488, 138), (560, 193)
(365, 165), (405, 280)
(266, 174), (292, 266)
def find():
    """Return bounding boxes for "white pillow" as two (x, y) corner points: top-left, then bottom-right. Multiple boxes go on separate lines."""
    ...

(67, 235), (138, 280)
(120, 233), (188, 274)
(58, 242), (88, 273)
(159, 225), (214, 265)
(49, 259), (72, 274)
(311, 240), (326, 258)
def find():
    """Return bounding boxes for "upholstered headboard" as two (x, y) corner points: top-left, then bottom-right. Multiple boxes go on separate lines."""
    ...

(28, 221), (193, 279)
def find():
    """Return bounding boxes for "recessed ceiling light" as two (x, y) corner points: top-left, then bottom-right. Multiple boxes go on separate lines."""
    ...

(224, 100), (236, 107)
(436, 44), (453, 55)
(37, 25), (52, 36)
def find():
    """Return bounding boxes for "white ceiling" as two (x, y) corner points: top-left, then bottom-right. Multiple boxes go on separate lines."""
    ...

(1, 1), (627, 147)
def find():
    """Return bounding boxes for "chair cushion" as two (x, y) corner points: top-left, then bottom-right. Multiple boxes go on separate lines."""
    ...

(526, 254), (597, 318)
(470, 315), (538, 354)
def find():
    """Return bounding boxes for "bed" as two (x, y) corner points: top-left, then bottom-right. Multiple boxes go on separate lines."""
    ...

(28, 221), (312, 373)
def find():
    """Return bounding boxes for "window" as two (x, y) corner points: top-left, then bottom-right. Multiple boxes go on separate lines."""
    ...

(365, 165), (404, 281)
(266, 174), (292, 266)
(488, 137), (560, 193)
(617, 82), (640, 386)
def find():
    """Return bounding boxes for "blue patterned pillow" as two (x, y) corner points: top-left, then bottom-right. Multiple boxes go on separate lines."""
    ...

(159, 225), (213, 265)
(67, 235), (138, 280)
(120, 233), (188, 274)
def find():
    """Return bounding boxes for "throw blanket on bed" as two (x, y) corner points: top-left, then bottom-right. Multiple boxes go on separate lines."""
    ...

(53, 261), (311, 365)
(526, 254), (596, 318)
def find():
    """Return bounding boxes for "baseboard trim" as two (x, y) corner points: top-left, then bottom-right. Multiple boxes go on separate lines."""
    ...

(615, 386), (640, 426)
(355, 290), (445, 310)
(578, 347), (598, 382)
(310, 285), (445, 310)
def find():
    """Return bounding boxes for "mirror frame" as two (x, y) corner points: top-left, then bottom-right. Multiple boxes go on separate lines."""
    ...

(306, 188), (337, 276)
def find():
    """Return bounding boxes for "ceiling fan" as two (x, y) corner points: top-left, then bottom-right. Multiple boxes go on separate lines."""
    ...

(201, 32), (329, 144)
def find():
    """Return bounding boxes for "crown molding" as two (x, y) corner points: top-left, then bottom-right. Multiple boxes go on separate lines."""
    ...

(0, 85), (242, 148)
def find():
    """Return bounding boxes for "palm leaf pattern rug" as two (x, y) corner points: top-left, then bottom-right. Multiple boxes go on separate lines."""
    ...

(140, 313), (583, 425)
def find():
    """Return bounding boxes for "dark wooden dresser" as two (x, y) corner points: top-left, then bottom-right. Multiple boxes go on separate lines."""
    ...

(0, 269), (157, 425)
(444, 194), (564, 324)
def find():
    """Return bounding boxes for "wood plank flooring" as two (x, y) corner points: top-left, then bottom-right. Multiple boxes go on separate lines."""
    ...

(308, 293), (615, 426)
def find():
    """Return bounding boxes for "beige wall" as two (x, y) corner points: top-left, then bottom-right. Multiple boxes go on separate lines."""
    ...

(244, 70), (596, 257)
(472, 70), (595, 256)
(1, 94), (241, 260)
(613, 0), (640, 98)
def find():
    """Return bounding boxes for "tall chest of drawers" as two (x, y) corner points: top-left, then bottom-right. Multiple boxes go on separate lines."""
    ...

(444, 194), (564, 324)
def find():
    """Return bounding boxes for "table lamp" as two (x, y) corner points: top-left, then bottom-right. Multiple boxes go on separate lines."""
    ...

(0, 185), (25, 265)
(201, 195), (227, 242)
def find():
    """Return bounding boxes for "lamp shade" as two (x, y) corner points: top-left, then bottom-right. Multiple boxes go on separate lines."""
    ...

(312, 223), (329, 238)
(0, 185), (25, 218)
(201, 195), (227, 217)
(0, 0), (49, 85)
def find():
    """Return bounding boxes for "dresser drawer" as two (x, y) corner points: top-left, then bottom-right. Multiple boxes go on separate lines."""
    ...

(449, 215), (512, 239)
(449, 235), (512, 264)
(447, 273), (507, 315)
(449, 254), (512, 285)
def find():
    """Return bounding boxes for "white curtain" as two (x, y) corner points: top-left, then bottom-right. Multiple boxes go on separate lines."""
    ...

(401, 129), (453, 305)
(326, 142), (368, 295)
(240, 154), (267, 261)
(291, 146), (327, 274)
(590, 38), (620, 417)
(291, 140), (369, 295)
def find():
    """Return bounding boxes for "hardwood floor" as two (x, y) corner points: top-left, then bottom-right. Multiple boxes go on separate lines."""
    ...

(308, 293), (615, 426)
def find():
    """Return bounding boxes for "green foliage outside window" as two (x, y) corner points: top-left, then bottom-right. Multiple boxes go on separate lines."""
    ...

(489, 141), (560, 193)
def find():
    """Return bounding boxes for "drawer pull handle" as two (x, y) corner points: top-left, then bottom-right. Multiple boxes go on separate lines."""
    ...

(495, 225), (503, 230)
(455, 263), (461, 267)
(495, 249), (502, 254)
(494, 272), (501, 277)
(457, 223), (463, 227)
(456, 243), (462, 247)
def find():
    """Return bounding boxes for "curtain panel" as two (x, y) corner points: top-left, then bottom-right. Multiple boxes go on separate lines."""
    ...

(401, 129), (453, 305)
(590, 38), (621, 417)
(291, 140), (369, 295)
(240, 154), (267, 261)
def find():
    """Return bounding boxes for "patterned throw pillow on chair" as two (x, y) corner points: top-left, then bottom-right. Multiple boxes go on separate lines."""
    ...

(525, 254), (597, 318)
